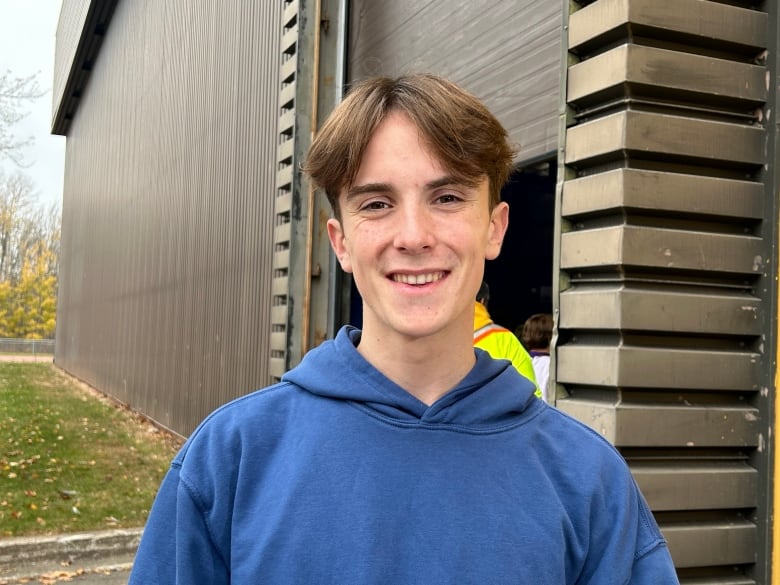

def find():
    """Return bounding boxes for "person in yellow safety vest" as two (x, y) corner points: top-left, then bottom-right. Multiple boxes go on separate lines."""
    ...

(473, 281), (541, 397)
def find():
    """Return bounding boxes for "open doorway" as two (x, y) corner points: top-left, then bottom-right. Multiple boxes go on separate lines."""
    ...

(483, 160), (556, 335)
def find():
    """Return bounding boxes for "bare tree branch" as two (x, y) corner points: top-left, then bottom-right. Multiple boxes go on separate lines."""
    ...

(0, 70), (46, 166)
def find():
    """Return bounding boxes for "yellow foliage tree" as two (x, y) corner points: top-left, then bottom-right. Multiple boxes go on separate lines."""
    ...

(0, 172), (59, 339)
(4, 242), (57, 338)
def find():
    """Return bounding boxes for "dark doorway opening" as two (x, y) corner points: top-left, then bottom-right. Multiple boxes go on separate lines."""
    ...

(483, 161), (556, 335)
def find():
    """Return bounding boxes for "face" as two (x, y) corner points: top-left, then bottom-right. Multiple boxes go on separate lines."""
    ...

(327, 110), (509, 345)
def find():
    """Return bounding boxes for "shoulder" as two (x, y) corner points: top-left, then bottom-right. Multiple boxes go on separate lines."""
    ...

(201, 381), (300, 428)
(533, 405), (637, 483)
(174, 381), (304, 468)
(543, 405), (619, 450)
(534, 408), (670, 568)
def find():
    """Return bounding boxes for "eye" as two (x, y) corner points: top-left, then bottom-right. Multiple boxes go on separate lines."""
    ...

(359, 200), (391, 212)
(435, 192), (462, 204)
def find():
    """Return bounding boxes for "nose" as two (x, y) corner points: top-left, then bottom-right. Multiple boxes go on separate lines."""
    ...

(393, 201), (436, 253)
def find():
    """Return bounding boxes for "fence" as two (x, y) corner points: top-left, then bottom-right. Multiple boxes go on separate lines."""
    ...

(0, 338), (55, 355)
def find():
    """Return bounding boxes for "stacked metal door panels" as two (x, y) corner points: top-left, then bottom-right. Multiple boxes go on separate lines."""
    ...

(559, 1), (771, 581)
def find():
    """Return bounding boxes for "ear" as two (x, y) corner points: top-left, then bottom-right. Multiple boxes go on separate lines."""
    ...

(327, 218), (353, 273)
(485, 201), (509, 260)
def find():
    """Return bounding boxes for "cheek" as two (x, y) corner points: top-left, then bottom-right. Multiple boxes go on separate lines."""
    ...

(449, 220), (494, 257)
(337, 227), (377, 273)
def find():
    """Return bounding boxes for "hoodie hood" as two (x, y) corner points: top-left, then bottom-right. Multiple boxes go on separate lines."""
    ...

(282, 326), (540, 430)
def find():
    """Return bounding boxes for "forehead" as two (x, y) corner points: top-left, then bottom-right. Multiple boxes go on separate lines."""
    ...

(335, 110), (489, 212)
(351, 112), (444, 182)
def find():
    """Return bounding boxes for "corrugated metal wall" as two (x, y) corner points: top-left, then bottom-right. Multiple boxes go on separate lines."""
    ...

(348, 0), (562, 163)
(559, 1), (772, 581)
(54, 0), (283, 437)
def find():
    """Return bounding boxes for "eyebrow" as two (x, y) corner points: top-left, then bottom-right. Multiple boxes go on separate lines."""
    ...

(346, 175), (461, 199)
(346, 182), (393, 199)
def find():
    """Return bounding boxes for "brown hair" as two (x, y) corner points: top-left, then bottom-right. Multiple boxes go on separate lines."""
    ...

(520, 313), (553, 351)
(303, 73), (516, 219)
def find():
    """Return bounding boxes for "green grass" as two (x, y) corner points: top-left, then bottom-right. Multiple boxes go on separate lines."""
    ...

(0, 363), (182, 537)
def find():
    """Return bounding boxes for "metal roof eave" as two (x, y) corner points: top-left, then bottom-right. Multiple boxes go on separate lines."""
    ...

(51, 0), (119, 136)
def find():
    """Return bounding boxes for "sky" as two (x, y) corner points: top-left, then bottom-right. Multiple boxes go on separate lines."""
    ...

(0, 0), (66, 208)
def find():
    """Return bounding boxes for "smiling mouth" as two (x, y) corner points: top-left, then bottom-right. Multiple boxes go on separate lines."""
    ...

(391, 272), (446, 285)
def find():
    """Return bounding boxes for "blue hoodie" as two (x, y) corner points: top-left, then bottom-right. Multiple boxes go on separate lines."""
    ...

(129, 326), (678, 584)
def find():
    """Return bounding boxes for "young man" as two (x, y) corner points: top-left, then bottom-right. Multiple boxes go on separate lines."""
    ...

(129, 74), (679, 583)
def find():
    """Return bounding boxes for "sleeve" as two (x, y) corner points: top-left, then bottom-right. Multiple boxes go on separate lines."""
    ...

(629, 543), (679, 585)
(576, 466), (679, 585)
(128, 460), (230, 585)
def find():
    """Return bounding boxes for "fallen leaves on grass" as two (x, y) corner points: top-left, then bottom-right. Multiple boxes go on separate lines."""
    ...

(0, 363), (182, 536)
(36, 568), (86, 584)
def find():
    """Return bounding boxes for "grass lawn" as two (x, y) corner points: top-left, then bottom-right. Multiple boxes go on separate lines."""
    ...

(0, 363), (182, 537)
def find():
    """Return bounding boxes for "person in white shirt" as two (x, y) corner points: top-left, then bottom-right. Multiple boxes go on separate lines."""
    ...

(519, 313), (553, 401)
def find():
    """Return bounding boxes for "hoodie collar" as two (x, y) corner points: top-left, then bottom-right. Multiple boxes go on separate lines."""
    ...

(282, 326), (540, 430)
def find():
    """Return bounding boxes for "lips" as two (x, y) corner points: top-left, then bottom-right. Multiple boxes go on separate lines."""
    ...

(391, 272), (446, 285)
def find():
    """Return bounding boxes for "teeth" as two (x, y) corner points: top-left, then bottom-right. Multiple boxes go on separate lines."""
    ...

(392, 272), (443, 285)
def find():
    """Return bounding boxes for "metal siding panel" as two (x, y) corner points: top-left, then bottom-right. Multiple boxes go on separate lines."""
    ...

(565, 111), (765, 168)
(278, 138), (294, 163)
(632, 464), (758, 511)
(663, 521), (757, 568)
(284, 0), (299, 23)
(615, 406), (759, 448)
(275, 223), (292, 244)
(276, 170), (293, 197)
(280, 82), (296, 108)
(562, 169), (764, 220)
(348, 0), (562, 163)
(557, 345), (757, 390)
(271, 304), (288, 323)
(559, 287), (762, 336)
(55, 0), (282, 436)
(559, 399), (759, 447)
(569, 0), (767, 53)
(561, 226), (763, 275)
(272, 276), (289, 296)
(274, 250), (290, 269)
(568, 44), (766, 107)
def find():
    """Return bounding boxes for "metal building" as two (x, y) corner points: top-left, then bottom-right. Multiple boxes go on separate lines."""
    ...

(52, 0), (777, 581)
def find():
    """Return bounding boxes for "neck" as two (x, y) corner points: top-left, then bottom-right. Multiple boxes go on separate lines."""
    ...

(357, 324), (476, 406)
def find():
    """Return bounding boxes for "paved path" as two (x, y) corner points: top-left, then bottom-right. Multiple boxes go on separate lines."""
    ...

(0, 562), (131, 584)
(0, 529), (139, 585)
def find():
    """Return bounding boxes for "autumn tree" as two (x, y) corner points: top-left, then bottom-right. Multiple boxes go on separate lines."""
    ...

(0, 171), (35, 281)
(0, 171), (60, 339)
(0, 70), (59, 339)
